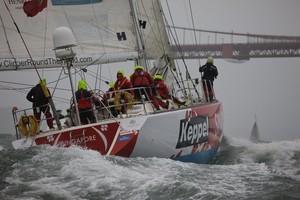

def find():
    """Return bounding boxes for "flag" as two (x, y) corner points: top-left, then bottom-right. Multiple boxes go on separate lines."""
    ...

(23, 0), (48, 17)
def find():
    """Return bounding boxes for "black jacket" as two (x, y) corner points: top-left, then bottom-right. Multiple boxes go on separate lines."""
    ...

(199, 63), (218, 81)
(26, 84), (50, 108)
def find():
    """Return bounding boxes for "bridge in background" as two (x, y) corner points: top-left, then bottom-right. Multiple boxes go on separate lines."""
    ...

(169, 26), (300, 60)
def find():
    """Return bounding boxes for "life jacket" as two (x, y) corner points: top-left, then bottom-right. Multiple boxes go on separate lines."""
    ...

(76, 90), (92, 109)
(131, 69), (153, 87)
(154, 79), (169, 99)
(115, 77), (131, 90)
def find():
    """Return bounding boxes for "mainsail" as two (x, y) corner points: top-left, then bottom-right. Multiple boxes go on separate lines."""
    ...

(0, 0), (140, 70)
(0, 0), (176, 73)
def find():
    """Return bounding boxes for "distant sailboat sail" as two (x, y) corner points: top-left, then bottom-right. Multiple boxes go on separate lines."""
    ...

(250, 120), (260, 143)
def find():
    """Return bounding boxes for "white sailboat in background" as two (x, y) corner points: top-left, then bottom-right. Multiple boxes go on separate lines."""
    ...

(0, 0), (223, 164)
(250, 118), (260, 143)
(250, 116), (270, 144)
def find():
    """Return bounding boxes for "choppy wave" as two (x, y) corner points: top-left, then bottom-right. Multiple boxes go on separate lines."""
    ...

(215, 137), (300, 180)
(0, 134), (300, 200)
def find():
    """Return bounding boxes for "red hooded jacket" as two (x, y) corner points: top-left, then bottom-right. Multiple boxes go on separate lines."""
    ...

(130, 69), (153, 87)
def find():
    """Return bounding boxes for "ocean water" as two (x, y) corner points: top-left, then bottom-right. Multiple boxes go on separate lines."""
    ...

(0, 133), (299, 200)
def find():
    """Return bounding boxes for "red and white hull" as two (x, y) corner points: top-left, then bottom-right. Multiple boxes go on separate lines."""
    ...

(12, 102), (223, 164)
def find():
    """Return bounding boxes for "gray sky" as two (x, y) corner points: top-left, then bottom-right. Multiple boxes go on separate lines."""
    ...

(1, 0), (300, 141)
(174, 57), (300, 141)
(163, 0), (300, 141)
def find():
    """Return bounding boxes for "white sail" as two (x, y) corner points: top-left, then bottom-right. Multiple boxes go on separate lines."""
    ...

(250, 121), (260, 143)
(0, 0), (178, 73)
(134, 0), (173, 60)
(133, 0), (178, 90)
(0, 0), (138, 70)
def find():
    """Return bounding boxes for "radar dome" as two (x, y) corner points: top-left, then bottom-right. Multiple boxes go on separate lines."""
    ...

(53, 27), (76, 50)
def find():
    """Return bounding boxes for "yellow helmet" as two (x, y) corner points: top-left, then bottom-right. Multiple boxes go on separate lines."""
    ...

(78, 79), (87, 90)
(39, 78), (46, 85)
(117, 70), (125, 77)
(109, 82), (115, 88)
(207, 56), (214, 64)
(134, 65), (144, 71)
(154, 74), (163, 80)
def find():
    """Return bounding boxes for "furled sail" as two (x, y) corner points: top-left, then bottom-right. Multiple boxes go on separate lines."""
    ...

(0, 0), (139, 70)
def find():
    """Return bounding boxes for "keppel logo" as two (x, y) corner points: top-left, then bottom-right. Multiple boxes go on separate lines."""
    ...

(176, 115), (209, 149)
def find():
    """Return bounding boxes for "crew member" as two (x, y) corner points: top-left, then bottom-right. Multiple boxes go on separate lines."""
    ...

(114, 70), (133, 94)
(154, 74), (185, 107)
(102, 82), (118, 117)
(75, 79), (99, 124)
(26, 78), (54, 130)
(130, 65), (160, 110)
(199, 56), (218, 102)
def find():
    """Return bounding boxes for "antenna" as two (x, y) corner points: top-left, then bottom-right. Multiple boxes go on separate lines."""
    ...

(53, 27), (77, 60)
(52, 27), (81, 125)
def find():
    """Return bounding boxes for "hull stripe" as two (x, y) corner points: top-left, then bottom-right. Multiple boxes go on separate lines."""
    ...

(106, 126), (121, 155)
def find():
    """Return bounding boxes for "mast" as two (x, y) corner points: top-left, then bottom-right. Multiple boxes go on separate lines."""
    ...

(129, 0), (148, 69)
(53, 27), (81, 126)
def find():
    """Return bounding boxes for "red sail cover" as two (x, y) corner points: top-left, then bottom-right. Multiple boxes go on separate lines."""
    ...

(23, 0), (48, 17)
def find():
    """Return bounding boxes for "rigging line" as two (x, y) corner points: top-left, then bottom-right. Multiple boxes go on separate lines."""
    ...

(84, 70), (112, 84)
(153, 0), (168, 54)
(76, 54), (113, 83)
(164, 0), (186, 94)
(162, 22), (186, 95)
(51, 96), (70, 105)
(164, 3), (189, 70)
(73, 0), (103, 87)
(0, 80), (35, 87)
(72, 58), (112, 84)
(91, 2), (106, 54)
(90, 3), (112, 85)
(61, 7), (83, 53)
(188, 0), (201, 67)
(44, 62), (108, 93)
(0, 86), (28, 93)
(0, 85), (72, 92)
(95, 64), (100, 91)
(72, 66), (94, 91)
(41, 2), (49, 73)
(51, 67), (64, 97)
(3, 1), (41, 80)
(0, 11), (17, 69)
(164, 0), (200, 99)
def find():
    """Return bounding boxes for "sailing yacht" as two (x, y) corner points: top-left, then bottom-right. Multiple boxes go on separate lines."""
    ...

(0, 0), (223, 164)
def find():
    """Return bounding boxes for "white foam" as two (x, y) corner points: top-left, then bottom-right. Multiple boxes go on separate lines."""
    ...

(3, 140), (299, 199)
(228, 137), (300, 181)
